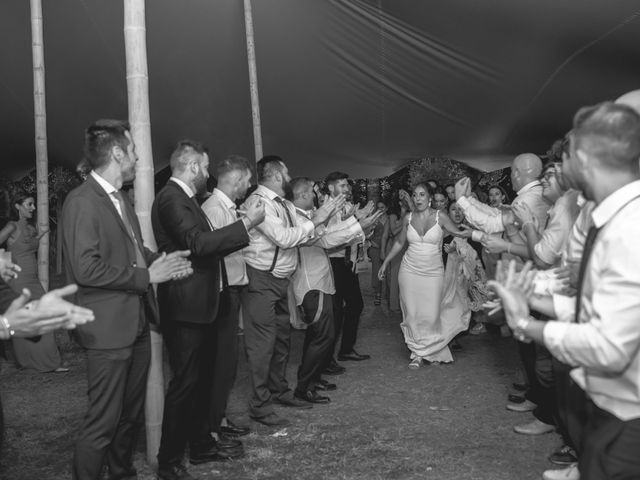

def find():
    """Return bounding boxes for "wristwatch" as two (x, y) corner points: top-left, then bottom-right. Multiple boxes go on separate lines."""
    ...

(514, 317), (532, 343)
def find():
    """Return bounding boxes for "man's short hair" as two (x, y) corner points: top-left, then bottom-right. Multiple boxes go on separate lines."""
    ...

(572, 102), (640, 170)
(169, 140), (206, 173)
(83, 119), (131, 170)
(257, 155), (284, 182)
(289, 177), (314, 200)
(324, 171), (349, 186)
(216, 155), (251, 179)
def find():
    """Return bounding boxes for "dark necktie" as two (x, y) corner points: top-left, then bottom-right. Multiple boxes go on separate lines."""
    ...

(573, 225), (600, 322)
(113, 190), (146, 268)
(274, 197), (301, 263)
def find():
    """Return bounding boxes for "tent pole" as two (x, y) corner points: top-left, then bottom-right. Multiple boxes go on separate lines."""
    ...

(243, 0), (263, 163)
(30, 0), (49, 291)
(123, 0), (163, 469)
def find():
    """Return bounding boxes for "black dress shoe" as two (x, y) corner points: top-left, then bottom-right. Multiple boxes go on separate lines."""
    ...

(220, 420), (250, 437)
(508, 393), (525, 404)
(512, 382), (528, 391)
(216, 435), (242, 449)
(189, 443), (244, 465)
(157, 463), (198, 480)
(295, 390), (330, 404)
(273, 395), (313, 409)
(338, 350), (371, 361)
(313, 380), (337, 391)
(323, 361), (346, 376)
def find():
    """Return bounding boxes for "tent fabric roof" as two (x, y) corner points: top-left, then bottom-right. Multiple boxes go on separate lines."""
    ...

(1, 0), (639, 180)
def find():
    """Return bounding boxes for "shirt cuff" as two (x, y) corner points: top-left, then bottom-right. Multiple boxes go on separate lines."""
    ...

(471, 230), (484, 242)
(552, 293), (576, 322)
(542, 321), (573, 363)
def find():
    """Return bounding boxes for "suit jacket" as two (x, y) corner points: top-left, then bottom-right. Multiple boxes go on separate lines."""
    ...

(151, 180), (249, 325)
(61, 175), (160, 349)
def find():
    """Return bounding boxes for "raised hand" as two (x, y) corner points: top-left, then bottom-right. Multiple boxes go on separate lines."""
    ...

(149, 251), (194, 284)
(238, 195), (265, 229)
(454, 177), (471, 200)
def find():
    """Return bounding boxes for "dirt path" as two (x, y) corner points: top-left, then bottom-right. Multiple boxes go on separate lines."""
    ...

(0, 283), (558, 479)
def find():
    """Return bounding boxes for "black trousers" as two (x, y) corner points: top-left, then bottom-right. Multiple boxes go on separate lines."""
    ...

(518, 338), (556, 425)
(580, 400), (640, 480)
(330, 258), (364, 356)
(553, 358), (588, 452)
(157, 321), (216, 466)
(296, 290), (335, 394)
(73, 328), (150, 480)
(242, 266), (293, 419)
(209, 286), (244, 432)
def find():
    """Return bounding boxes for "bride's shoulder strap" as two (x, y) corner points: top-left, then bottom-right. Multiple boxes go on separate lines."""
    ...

(435, 209), (440, 223)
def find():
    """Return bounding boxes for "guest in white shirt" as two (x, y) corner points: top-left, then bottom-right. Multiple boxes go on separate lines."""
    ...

(201, 155), (253, 440)
(289, 177), (381, 404)
(490, 102), (640, 480)
(241, 156), (344, 427)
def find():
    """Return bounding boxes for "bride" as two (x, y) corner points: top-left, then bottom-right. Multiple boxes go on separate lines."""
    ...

(379, 183), (469, 368)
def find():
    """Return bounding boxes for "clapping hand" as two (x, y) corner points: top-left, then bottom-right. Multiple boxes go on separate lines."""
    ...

(443, 242), (456, 254)
(552, 264), (578, 296)
(355, 201), (375, 220)
(359, 209), (384, 232)
(149, 250), (193, 283)
(0, 250), (21, 282)
(238, 195), (265, 229)
(4, 284), (95, 337)
(487, 260), (536, 329)
(315, 194), (346, 224)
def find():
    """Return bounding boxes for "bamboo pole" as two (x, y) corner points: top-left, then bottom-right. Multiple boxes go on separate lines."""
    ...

(243, 0), (263, 162)
(30, 0), (49, 291)
(123, 0), (163, 469)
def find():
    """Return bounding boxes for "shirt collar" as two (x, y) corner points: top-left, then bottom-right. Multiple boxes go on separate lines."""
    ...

(256, 184), (281, 201)
(90, 170), (118, 195)
(169, 177), (196, 198)
(591, 180), (640, 228)
(517, 180), (540, 196)
(213, 188), (235, 209)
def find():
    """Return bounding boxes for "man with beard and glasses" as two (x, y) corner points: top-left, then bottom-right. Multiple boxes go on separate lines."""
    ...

(242, 156), (345, 427)
(152, 141), (265, 480)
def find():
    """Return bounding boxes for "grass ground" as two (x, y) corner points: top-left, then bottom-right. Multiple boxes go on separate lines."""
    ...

(0, 281), (559, 480)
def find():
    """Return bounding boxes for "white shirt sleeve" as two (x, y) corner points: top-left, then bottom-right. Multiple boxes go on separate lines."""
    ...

(457, 196), (505, 234)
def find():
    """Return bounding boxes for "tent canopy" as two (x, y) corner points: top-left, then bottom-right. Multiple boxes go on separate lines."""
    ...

(2, 0), (639, 180)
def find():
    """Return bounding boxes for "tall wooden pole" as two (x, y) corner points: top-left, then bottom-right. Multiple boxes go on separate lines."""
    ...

(30, 0), (49, 291)
(123, 0), (163, 469)
(243, 0), (263, 162)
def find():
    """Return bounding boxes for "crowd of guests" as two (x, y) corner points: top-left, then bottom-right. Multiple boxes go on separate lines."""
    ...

(1, 89), (639, 480)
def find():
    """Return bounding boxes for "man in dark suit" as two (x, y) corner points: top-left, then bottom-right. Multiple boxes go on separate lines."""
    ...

(61, 120), (192, 480)
(152, 141), (264, 480)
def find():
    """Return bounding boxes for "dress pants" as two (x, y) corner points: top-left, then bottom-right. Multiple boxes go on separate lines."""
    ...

(73, 327), (150, 480)
(553, 357), (588, 453)
(242, 266), (293, 419)
(296, 290), (335, 394)
(157, 321), (216, 466)
(580, 400), (640, 480)
(330, 258), (364, 356)
(209, 286), (244, 433)
(532, 344), (556, 425)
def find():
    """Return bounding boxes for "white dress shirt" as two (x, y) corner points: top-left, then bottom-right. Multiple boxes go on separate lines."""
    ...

(543, 180), (640, 420)
(291, 208), (365, 305)
(533, 189), (581, 266)
(327, 203), (361, 262)
(201, 188), (248, 286)
(459, 180), (550, 264)
(243, 185), (314, 279)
